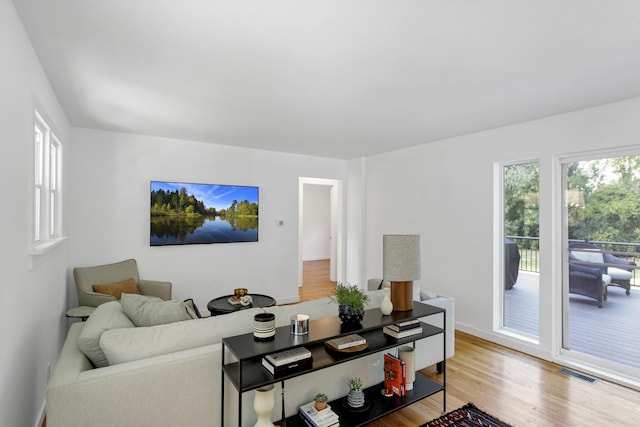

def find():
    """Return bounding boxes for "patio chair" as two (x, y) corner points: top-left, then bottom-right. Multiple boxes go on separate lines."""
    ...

(569, 242), (635, 297)
(568, 252), (610, 308)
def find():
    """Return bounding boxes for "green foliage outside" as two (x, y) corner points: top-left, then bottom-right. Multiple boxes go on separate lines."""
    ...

(504, 156), (640, 247)
(504, 163), (539, 249)
(567, 156), (640, 246)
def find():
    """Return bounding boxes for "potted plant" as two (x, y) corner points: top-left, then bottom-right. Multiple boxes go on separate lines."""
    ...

(313, 393), (328, 411)
(331, 283), (370, 323)
(346, 377), (365, 408)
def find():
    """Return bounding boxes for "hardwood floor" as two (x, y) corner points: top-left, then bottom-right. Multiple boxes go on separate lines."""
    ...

(368, 331), (640, 426)
(300, 259), (337, 301)
(301, 260), (640, 426)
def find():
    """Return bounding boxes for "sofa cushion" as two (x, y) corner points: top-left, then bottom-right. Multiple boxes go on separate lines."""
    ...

(92, 277), (140, 300)
(120, 293), (197, 327)
(99, 290), (384, 366)
(78, 301), (134, 367)
(100, 307), (263, 365)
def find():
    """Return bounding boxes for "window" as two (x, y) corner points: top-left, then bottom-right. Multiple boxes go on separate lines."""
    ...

(499, 161), (540, 340)
(31, 109), (63, 253)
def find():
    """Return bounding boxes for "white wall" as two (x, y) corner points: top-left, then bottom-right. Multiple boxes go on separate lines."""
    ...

(364, 97), (640, 362)
(0, 1), (71, 426)
(302, 184), (331, 261)
(67, 129), (347, 309)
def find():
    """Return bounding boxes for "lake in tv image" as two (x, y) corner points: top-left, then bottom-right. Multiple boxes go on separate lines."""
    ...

(150, 181), (259, 246)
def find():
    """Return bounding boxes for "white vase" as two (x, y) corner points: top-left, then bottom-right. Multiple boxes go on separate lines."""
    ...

(380, 287), (393, 315)
(253, 384), (275, 427)
(398, 345), (416, 391)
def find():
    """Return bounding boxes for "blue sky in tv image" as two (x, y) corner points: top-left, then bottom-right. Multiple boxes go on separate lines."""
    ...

(150, 180), (258, 211)
(150, 181), (259, 246)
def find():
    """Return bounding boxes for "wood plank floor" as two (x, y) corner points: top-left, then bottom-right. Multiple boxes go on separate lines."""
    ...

(302, 260), (640, 427)
(368, 331), (640, 426)
(300, 259), (337, 301)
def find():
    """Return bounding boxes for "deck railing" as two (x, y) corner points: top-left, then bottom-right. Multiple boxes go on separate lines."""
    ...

(505, 236), (640, 284)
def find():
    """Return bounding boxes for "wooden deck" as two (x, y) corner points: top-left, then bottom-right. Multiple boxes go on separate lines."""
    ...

(505, 271), (640, 369)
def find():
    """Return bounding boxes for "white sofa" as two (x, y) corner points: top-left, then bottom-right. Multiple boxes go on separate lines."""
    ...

(46, 288), (454, 427)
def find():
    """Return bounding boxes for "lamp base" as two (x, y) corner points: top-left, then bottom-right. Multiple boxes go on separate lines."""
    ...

(390, 281), (413, 311)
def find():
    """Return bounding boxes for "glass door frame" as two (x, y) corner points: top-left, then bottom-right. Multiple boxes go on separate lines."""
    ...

(555, 148), (640, 390)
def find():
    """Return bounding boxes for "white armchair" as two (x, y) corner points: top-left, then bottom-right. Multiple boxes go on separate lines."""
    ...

(70, 259), (172, 318)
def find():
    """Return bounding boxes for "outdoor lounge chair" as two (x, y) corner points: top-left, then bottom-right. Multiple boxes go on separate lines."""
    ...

(569, 242), (636, 305)
(568, 251), (610, 308)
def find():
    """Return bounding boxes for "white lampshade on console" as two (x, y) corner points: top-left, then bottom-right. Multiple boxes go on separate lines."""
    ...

(383, 234), (421, 311)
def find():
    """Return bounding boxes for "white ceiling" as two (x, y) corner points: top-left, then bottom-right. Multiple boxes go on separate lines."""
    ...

(13, 0), (640, 159)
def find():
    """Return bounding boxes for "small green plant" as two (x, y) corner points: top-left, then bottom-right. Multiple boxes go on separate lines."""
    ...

(313, 393), (328, 403)
(331, 283), (370, 310)
(347, 377), (363, 391)
(313, 392), (328, 410)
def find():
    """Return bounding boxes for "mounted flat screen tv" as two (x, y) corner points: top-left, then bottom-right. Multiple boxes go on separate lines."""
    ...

(150, 181), (259, 246)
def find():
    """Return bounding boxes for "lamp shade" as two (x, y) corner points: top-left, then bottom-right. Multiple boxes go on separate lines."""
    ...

(383, 235), (421, 281)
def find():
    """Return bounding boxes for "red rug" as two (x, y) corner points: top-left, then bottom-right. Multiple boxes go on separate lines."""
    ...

(421, 403), (512, 427)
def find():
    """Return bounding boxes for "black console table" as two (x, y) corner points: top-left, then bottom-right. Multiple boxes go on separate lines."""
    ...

(221, 302), (446, 426)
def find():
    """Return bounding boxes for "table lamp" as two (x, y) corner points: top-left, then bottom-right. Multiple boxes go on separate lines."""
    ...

(383, 234), (421, 311)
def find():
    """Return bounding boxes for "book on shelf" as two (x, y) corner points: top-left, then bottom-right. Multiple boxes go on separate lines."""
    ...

(261, 356), (312, 375)
(385, 319), (421, 332)
(298, 401), (340, 427)
(383, 353), (406, 397)
(382, 325), (423, 339)
(264, 346), (312, 367)
(324, 334), (367, 351)
(301, 417), (339, 427)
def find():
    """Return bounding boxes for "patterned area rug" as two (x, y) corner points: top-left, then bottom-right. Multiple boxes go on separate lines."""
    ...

(421, 403), (512, 427)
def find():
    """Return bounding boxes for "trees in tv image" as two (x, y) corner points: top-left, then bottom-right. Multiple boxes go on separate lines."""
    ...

(150, 181), (258, 246)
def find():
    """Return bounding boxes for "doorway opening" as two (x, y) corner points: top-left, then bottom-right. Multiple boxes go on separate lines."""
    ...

(298, 177), (341, 302)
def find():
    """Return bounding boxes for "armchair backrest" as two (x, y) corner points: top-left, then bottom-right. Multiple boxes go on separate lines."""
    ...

(569, 243), (604, 265)
(74, 259), (140, 306)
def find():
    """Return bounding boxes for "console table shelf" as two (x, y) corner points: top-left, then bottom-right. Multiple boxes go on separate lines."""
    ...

(284, 375), (443, 427)
(221, 302), (446, 426)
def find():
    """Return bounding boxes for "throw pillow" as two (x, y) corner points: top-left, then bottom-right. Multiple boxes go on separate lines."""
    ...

(183, 298), (202, 318)
(92, 277), (141, 300)
(78, 301), (135, 367)
(121, 293), (198, 327)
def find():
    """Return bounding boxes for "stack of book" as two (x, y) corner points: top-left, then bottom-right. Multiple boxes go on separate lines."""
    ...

(298, 401), (339, 427)
(261, 347), (312, 376)
(324, 334), (366, 351)
(383, 353), (406, 397)
(382, 319), (423, 339)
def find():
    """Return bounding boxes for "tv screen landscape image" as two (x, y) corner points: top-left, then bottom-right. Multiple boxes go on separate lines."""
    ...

(150, 181), (259, 246)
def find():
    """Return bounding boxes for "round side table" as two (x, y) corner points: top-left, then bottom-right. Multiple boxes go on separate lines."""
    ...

(207, 294), (276, 316)
(65, 306), (96, 321)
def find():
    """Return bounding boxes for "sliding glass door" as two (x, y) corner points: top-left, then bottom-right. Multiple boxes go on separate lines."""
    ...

(562, 154), (640, 372)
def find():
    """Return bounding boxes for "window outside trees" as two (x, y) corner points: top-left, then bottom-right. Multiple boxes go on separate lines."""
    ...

(502, 161), (540, 338)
